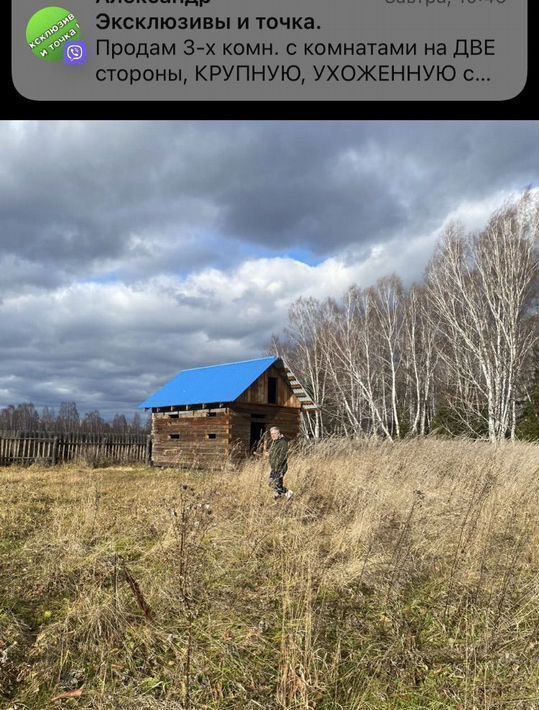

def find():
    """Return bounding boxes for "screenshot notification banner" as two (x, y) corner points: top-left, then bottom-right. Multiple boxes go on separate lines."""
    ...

(13, 0), (527, 101)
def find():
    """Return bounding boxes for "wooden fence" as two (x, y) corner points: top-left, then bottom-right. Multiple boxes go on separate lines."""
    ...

(0, 431), (151, 466)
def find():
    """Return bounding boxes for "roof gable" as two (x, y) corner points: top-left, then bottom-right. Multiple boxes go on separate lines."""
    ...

(139, 356), (279, 409)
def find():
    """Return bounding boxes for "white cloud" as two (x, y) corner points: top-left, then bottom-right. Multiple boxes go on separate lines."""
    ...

(1, 121), (538, 416)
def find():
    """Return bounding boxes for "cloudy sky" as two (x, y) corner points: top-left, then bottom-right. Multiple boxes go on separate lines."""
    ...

(1, 120), (538, 418)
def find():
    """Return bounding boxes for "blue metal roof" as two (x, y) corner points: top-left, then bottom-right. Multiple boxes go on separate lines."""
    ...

(139, 356), (279, 409)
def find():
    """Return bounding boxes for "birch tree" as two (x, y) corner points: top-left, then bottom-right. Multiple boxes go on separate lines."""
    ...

(370, 276), (405, 438)
(402, 285), (438, 435)
(426, 195), (538, 442)
(276, 297), (331, 438)
(320, 286), (397, 439)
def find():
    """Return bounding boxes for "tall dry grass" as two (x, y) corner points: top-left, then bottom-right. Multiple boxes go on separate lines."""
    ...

(1, 437), (539, 708)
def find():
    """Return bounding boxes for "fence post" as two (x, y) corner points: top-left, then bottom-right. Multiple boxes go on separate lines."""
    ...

(0, 430), (147, 467)
(145, 434), (152, 465)
(51, 436), (59, 466)
(15, 431), (22, 462)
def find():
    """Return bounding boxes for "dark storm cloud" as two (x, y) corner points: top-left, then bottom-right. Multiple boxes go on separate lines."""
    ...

(2, 121), (538, 291)
(0, 272), (286, 416)
(1, 121), (538, 416)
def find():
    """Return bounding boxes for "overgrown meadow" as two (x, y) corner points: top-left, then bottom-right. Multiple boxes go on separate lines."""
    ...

(2, 438), (539, 708)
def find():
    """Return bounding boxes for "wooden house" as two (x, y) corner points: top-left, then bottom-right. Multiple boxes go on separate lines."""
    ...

(139, 356), (316, 468)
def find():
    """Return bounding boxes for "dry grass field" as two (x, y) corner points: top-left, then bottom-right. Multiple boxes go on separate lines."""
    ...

(1, 438), (539, 709)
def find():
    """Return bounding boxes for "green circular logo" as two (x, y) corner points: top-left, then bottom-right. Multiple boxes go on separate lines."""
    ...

(26, 7), (81, 62)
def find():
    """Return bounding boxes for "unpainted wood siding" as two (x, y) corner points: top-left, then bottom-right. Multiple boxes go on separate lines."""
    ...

(236, 363), (302, 408)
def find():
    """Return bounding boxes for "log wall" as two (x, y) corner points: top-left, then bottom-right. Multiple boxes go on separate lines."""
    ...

(151, 402), (302, 468)
(152, 408), (230, 468)
(229, 403), (302, 458)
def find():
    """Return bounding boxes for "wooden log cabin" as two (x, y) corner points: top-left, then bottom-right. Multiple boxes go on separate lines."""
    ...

(139, 356), (317, 468)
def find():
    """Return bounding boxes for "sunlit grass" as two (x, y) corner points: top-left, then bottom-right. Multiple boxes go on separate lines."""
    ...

(1, 438), (539, 708)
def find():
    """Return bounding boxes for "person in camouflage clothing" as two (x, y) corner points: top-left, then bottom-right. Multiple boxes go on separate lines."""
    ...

(266, 426), (293, 500)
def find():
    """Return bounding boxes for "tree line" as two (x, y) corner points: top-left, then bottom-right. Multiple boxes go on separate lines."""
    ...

(274, 193), (539, 443)
(0, 401), (151, 434)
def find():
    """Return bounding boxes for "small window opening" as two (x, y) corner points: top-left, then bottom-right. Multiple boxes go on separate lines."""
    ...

(268, 377), (278, 404)
(169, 433), (180, 440)
(207, 433), (217, 439)
(209, 412), (217, 417)
(169, 413), (179, 419)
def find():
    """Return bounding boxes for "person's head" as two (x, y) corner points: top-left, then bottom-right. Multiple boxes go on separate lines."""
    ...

(270, 426), (281, 441)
